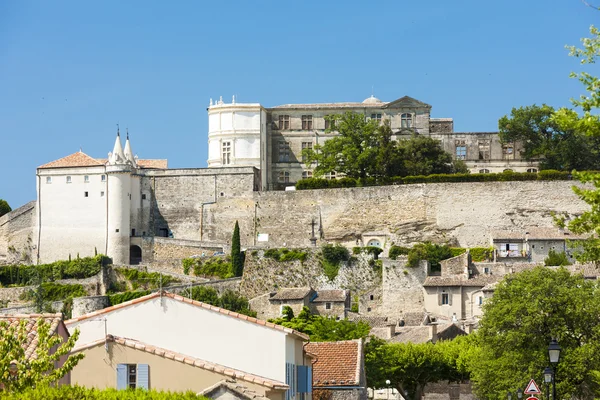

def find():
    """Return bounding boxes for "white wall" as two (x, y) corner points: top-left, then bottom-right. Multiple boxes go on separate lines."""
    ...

(68, 296), (293, 383)
(37, 166), (107, 263)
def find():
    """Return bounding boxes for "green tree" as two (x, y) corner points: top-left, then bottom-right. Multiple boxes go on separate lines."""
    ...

(399, 135), (455, 176)
(407, 242), (453, 271)
(186, 286), (256, 317)
(469, 267), (600, 400)
(0, 199), (11, 217)
(0, 318), (84, 393)
(499, 104), (600, 171)
(544, 249), (571, 266)
(230, 221), (244, 276)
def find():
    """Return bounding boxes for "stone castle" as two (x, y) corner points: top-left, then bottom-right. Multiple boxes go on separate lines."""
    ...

(0, 94), (584, 267)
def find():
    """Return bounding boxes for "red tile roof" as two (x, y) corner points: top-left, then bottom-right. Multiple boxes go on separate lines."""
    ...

(38, 152), (104, 169)
(270, 288), (313, 301)
(74, 335), (288, 390)
(305, 340), (363, 387)
(65, 291), (309, 341)
(0, 313), (65, 360)
(312, 289), (348, 303)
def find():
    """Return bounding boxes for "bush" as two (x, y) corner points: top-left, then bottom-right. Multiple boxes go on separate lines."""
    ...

(115, 268), (180, 290)
(449, 248), (467, 258)
(388, 245), (410, 260)
(545, 249), (571, 266)
(407, 242), (453, 271)
(0, 385), (207, 399)
(20, 282), (87, 302)
(179, 257), (233, 280)
(108, 290), (152, 306)
(469, 247), (494, 262)
(0, 255), (107, 287)
(263, 248), (308, 263)
(186, 286), (256, 317)
(321, 245), (350, 281)
(352, 246), (383, 259)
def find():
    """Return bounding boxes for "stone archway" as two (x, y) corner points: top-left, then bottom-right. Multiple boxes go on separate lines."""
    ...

(130, 245), (142, 265)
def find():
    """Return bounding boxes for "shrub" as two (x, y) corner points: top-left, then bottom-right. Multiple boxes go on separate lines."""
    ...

(0, 385), (207, 399)
(115, 268), (180, 290)
(545, 249), (571, 266)
(407, 242), (453, 271)
(108, 290), (152, 306)
(20, 282), (87, 302)
(449, 247), (467, 258)
(263, 248), (307, 262)
(469, 247), (494, 262)
(180, 257), (233, 279)
(388, 245), (410, 260)
(353, 246), (383, 259)
(187, 286), (256, 317)
(321, 245), (350, 281)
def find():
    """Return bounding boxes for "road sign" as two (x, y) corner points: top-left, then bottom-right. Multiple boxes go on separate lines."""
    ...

(524, 379), (541, 394)
(527, 396), (538, 400)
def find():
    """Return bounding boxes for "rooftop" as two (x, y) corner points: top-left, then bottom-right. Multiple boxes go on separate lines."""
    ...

(305, 340), (363, 387)
(491, 227), (585, 241)
(270, 288), (313, 301)
(39, 151), (167, 169)
(312, 289), (348, 303)
(0, 313), (65, 360)
(423, 274), (499, 287)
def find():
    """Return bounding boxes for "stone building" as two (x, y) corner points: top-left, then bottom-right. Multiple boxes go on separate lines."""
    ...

(207, 94), (538, 190)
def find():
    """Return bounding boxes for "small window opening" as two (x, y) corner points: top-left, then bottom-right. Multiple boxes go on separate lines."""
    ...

(66, 176), (72, 183)
(325, 302), (332, 310)
(369, 294), (374, 300)
(84, 191), (89, 197)
(142, 194), (147, 200)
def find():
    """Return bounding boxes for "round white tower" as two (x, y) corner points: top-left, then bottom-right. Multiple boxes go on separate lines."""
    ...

(207, 96), (266, 169)
(106, 131), (135, 265)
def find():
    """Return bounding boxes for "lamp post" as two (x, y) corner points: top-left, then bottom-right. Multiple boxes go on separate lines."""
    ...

(507, 391), (513, 400)
(385, 379), (391, 400)
(544, 366), (553, 400)
(517, 388), (523, 400)
(548, 339), (561, 400)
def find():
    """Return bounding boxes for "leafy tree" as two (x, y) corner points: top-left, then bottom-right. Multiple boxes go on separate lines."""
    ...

(186, 286), (256, 317)
(399, 135), (455, 176)
(469, 267), (600, 400)
(407, 242), (453, 271)
(269, 306), (370, 341)
(230, 221), (244, 276)
(499, 104), (600, 171)
(544, 249), (571, 266)
(0, 199), (10, 217)
(0, 318), (84, 393)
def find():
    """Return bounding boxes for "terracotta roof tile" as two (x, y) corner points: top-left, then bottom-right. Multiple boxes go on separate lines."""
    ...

(38, 152), (104, 169)
(0, 313), (64, 360)
(423, 274), (499, 287)
(312, 290), (348, 303)
(65, 291), (309, 341)
(95, 335), (288, 390)
(270, 288), (313, 301)
(305, 340), (363, 387)
(346, 314), (390, 328)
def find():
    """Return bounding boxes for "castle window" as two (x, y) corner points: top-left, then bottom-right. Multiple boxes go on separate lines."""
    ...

(370, 295), (374, 300)
(401, 113), (413, 128)
(479, 169), (490, 174)
(278, 115), (290, 130)
(323, 171), (336, 180)
(278, 141), (291, 162)
(66, 176), (72, 184)
(84, 191), (89, 197)
(84, 175), (89, 183)
(478, 140), (491, 160)
(455, 146), (467, 160)
(142, 194), (147, 200)
(527, 168), (538, 173)
(46, 176), (52, 184)
(278, 171), (290, 183)
(301, 115), (313, 130)
(301, 142), (313, 163)
(324, 115), (336, 130)
(370, 113), (382, 124)
(222, 141), (232, 165)
(302, 170), (313, 179)
(101, 175), (106, 182)
(502, 143), (514, 160)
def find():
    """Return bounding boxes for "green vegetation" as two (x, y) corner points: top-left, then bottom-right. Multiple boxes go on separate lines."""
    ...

(302, 114), (465, 181)
(20, 282), (87, 302)
(0, 255), (107, 287)
(263, 248), (308, 262)
(115, 268), (180, 290)
(0, 386), (207, 399)
(388, 245), (410, 260)
(269, 306), (369, 342)
(0, 199), (11, 217)
(230, 221), (244, 276)
(0, 318), (83, 393)
(352, 246), (383, 259)
(469, 247), (494, 262)
(295, 170), (572, 190)
(185, 286), (256, 317)
(320, 244), (350, 281)
(406, 242), (453, 270)
(449, 247), (467, 257)
(182, 257), (233, 279)
(544, 249), (571, 266)
(108, 290), (152, 306)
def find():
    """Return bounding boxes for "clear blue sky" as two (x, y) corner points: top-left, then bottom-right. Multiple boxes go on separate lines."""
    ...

(0, 0), (597, 208)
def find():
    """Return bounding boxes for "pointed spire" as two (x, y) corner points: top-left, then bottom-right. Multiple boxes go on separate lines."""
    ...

(109, 126), (126, 165)
(123, 128), (136, 167)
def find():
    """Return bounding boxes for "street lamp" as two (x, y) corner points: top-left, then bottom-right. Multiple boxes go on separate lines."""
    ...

(544, 366), (553, 400)
(548, 339), (561, 400)
(517, 388), (523, 400)
(8, 361), (17, 376)
(507, 391), (512, 400)
(385, 379), (391, 400)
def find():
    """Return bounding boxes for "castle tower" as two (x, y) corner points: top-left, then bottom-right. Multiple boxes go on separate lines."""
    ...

(106, 130), (133, 265)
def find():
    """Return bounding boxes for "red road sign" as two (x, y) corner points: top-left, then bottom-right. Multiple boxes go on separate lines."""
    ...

(527, 396), (538, 400)
(525, 379), (541, 394)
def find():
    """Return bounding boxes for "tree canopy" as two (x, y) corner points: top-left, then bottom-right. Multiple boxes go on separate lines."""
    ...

(269, 306), (370, 342)
(303, 113), (466, 180)
(498, 104), (600, 171)
(0, 199), (11, 217)
(0, 318), (84, 393)
(469, 267), (600, 400)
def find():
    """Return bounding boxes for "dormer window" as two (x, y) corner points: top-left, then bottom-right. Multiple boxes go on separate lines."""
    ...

(401, 113), (413, 128)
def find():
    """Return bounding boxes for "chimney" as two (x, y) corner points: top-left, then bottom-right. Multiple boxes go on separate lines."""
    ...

(429, 323), (438, 343)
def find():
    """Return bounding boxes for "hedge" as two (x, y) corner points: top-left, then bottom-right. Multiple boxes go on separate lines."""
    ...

(469, 247), (494, 262)
(388, 246), (410, 260)
(108, 290), (152, 306)
(295, 170), (572, 190)
(264, 248), (308, 262)
(352, 246), (383, 259)
(19, 282), (87, 302)
(0, 386), (207, 399)
(0, 255), (107, 287)
(114, 268), (180, 290)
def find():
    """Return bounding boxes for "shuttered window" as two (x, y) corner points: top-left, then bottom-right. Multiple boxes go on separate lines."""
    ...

(116, 364), (127, 390)
(285, 363), (297, 400)
(297, 365), (313, 393)
(137, 364), (149, 389)
(117, 363), (149, 390)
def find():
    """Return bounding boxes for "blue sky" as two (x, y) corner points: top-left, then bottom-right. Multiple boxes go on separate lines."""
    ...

(0, 0), (597, 208)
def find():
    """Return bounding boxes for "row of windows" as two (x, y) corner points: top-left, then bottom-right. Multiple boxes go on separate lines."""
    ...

(45, 175), (106, 184)
(276, 113), (414, 130)
(277, 170), (335, 183)
(477, 168), (537, 174)
(455, 142), (515, 161)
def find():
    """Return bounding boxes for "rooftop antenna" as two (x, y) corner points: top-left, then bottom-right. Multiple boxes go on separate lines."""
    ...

(116, 123), (120, 136)
(126, 128), (129, 140)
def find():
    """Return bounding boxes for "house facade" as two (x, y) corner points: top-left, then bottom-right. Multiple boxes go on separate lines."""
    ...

(67, 292), (313, 400)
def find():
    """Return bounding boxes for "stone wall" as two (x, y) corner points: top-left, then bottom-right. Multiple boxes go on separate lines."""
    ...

(0, 201), (36, 265)
(152, 237), (224, 261)
(0, 300), (65, 315)
(165, 277), (242, 295)
(72, 295), (110, 318)
(381, 257), (428, 323)
(441, 253), (469, 277)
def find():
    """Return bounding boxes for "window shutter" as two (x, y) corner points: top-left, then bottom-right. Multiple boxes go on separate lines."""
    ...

(292, 364), (296, 394)
(285, 363), (291, 400)
(448, 293), (453, 306)
(116, 364), (127, 390)
(297, 366), (307, 393)
(438, 292), (442, 306)
(137, 364), (149, 389)
(307, 366), (313, 393)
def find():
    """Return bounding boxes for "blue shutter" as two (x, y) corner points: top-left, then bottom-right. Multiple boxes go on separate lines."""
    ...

(307, 366), (312, 393)
(116, 364), (127, 390)
(137, 364), (149, 389)
(297, 366), (307, 393)
(285, 363), (291, 400)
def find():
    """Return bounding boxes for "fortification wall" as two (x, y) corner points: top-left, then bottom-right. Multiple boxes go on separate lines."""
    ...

(381, 257), (428, 322)
(201, 181), (586, 249)
(0, 201), (36, 265)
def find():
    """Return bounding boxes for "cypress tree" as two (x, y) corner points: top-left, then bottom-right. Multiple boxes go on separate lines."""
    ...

(230, 221), (243, 276)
